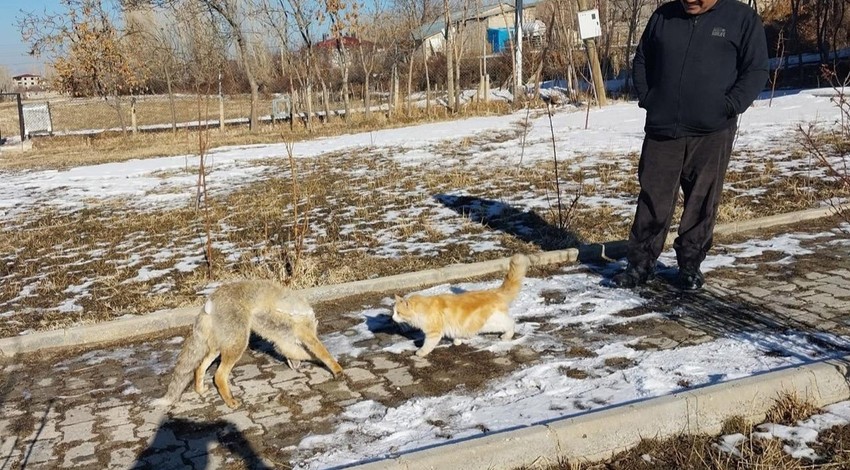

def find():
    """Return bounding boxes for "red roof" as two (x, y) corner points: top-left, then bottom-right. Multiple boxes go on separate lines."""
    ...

(315, 36), (364, 49)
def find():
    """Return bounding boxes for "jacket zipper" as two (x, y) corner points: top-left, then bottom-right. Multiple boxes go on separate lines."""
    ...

(675, 16), (698, 138)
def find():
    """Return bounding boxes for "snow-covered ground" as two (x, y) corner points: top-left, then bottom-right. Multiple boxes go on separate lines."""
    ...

(0, 88), (844, 223)
(2, 89), (849, 467)
(288, 224), (850, 468)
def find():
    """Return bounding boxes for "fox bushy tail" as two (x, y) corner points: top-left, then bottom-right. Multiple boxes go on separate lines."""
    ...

(498, 254), (529, 299)
(154, 311), (212, 407)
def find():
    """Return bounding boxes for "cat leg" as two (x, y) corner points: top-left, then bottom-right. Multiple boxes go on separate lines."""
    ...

(481, 313), (515, 340)
(499, 315), (516, 340)
(417, 334), (442, 357)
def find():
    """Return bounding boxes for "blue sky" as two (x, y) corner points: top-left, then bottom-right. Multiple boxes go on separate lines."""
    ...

(1, 1), (59, 75)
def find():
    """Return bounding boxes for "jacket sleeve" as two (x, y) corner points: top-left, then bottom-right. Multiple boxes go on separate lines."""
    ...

(631, 12), (657, 107)
(724, 11), (769, 115)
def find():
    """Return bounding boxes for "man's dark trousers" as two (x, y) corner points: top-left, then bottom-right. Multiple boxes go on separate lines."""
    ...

(626, 125), (736, 272)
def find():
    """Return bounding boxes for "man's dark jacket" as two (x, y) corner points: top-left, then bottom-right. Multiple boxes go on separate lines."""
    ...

(632, 0), (769, 138)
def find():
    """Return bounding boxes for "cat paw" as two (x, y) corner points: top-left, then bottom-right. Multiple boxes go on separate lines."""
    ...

(151, 397), (173, 409)
(452, 339), (463, 346)
(287, 359), (302, 371)
(500, 331), (515, 340)
(415, 349), (432, 357)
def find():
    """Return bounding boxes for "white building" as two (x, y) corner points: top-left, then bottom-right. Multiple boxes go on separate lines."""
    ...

(13, 74), (44, 89)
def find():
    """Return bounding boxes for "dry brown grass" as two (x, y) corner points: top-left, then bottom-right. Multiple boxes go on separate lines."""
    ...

(0, 100), (513, 171)
(764, 391), (822, 425)
(0, 100), (21, 138)
(3, 98), (849, 337)
(518, 395), (839, 470)
(4, 132), (846, 337)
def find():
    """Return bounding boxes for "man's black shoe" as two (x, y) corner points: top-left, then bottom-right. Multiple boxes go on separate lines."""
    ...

(611, 265), (654, 288)
(676, 268), (704, 291)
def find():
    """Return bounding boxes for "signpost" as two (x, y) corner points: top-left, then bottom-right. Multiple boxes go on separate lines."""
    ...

(576, 4), (607, 106)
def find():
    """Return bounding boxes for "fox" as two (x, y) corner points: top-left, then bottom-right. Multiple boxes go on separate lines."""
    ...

(392, 254), (529, 357)
(154, 279), (343, 410)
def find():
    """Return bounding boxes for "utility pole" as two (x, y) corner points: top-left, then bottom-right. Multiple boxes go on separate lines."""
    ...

(514, 0), (523, 102)
(576, 0), (607, 106)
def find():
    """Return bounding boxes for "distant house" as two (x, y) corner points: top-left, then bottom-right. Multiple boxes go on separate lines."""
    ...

(413, 0), (545, 59)
(315, 36), (377, 68)
(13, 74), (44, 89)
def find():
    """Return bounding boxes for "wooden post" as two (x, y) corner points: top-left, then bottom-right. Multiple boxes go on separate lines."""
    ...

(577, 0), (607, 107)
(392, 65), (400, 115)
(131, 97), (138, 134)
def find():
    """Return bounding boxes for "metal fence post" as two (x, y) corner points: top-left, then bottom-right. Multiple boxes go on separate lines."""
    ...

(16, 93), (25, 141)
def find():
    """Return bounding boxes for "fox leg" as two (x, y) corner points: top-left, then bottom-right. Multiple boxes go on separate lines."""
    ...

(214, 340), (247, 409)
(194, 350), (218, 395)
(417, 332), (442, 357)
(271, 338), (312, 372)
(298, 329), (343, 377)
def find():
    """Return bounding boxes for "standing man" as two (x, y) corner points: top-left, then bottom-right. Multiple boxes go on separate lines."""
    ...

(613, 0), (769, 290)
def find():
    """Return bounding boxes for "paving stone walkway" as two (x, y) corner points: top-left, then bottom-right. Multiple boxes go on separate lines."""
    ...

(1, 217), (848, 469)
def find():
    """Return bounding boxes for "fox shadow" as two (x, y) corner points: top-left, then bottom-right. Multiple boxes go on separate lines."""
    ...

(132, 417), (272, 470)
(433, 194), (582, 251)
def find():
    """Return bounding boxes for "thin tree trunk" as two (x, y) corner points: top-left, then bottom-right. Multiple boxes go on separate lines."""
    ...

(444, 0), (455, 113)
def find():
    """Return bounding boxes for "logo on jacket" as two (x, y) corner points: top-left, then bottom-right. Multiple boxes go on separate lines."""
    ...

(711, 27), (726, 38)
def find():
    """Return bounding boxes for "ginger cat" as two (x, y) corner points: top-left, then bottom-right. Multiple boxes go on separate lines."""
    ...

(392, 254), (529, 357)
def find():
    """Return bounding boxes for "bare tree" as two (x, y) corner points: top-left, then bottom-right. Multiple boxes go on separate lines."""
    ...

(257, 0), (302, 129)
(19, 0), (143, 132)
(323, 0), (357, 121)
(285, 0), (323, 131)
(197, 0), (261, 131)
(0, 66), (13, 94)
(443, 0), (455, 112)
(621, 0), (651, 92)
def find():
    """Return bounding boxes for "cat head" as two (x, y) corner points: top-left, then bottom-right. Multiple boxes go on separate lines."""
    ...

(392, 294), (415, 324)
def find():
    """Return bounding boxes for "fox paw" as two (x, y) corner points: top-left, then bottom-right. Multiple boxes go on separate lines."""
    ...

(286, 359), (302, 371)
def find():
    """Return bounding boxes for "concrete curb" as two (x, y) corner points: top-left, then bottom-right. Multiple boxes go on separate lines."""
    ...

(349, 356), (850, 470)
(0, 205), (843, 358)
(0, 250), (579, 358)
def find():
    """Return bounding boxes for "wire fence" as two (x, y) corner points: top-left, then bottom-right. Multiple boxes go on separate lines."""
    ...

(5, 29), (616, 139)
(0, 94), (24, 142)
(11, 56), (520, 137)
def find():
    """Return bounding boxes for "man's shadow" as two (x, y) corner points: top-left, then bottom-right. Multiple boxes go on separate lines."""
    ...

(434, 193), (630, 265)
(132, 418), (272, 470)
(434, 194), (583, 251)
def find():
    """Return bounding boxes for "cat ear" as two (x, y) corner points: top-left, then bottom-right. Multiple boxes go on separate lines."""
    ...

(394, 294), (403, 304)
